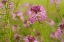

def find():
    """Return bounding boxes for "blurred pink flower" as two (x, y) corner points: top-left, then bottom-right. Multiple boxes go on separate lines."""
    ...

(0, 2), (4, 8)
(24, 35), (38, 42)
(12, 13), (16, 20)
(12, 25), (17, 32)
(50, 0), (54, 4)
(2, 0), (7, 4)
(47, 20), (54, 26)
(50, 28), (62, 39)
(50, 32), (55, 38)
(12, 11), (24, 21)
(55, 31), (61, 38)
(28, 14), (37, 24)
(50, 0), (60, 4)
(9, 2), (14, 9)
(22, 3), (29, 7)
(28, 5), (47, 24)
(14, 33), (20, 40)
(59, 23), (64, 30)
(23, 20), (31, 28)
(14, 33), (22, 42)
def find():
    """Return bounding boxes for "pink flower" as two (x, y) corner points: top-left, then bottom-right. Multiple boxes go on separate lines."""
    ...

(50, 0), (60, 4)
(50, 32), (55, 38)
(59, 23), (64, 30)
(50, 0), (54, 4)
(14, 33), (22, 42)
(55, 0), (60, 4)
(14, 33), (20, 40)
(30, 5), (41, 14)
(11, 12), (16, 20)
(0, 2), (4, 8)
(23, 20), (31, 28)
(28, 5), (47, 24)
(47, 20), (54, 26)
(12, 25), (17, 32)
(22, 3), (29, 7)
(50, 28), (62, 39)
(28, 14), (37, 24)
(2, 0), (7, 4)
(24, 35), (38, 42)
(55, 31), (61, 38)
(12, 11), (24, 21)
(8, 2), (14, 9)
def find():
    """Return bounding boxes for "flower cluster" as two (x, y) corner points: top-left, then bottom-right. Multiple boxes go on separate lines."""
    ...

(24, 35), (38, 42)
(50, 22), (64, 39)
(50, 0), (60, 4)
(28, 5), (47, 24)
(12, 11), (24, 21)
(0, 0), (63, 42)
(50, 28), (62, 38)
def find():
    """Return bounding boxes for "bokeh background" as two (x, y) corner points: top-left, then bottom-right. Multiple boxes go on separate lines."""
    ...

(0, 0), (64, 42)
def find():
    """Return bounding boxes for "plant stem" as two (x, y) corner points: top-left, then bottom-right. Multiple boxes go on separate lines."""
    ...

(14, 0), (20, 12)
(4, 0), (11, 42)
(54, 0), (62, 20)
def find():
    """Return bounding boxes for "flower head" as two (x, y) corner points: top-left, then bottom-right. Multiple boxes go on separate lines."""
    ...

(12, 11), (24, 21)
(28, 5), (47, 24)
(30, 5), (41, 14)
(8, 2), (14, 9)
(0, 2), (4, 8)
(14, 33), (22, 42)
(24, 35), (38, 42)
(50, 0), (61, 5)
(2, 0), (7, 4)
(59, 23), (64, 30)
(12, 25), (17, 32)
(23, 20), (31, 28)
(47, 19), (54, 26)
(50, 28), (62, 39)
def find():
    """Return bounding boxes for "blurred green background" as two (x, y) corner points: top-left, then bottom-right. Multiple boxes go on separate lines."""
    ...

(0, 0), (64, 42)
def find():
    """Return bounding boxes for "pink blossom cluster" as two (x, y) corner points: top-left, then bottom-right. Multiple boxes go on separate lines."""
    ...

(50, 0), (61, 4)
(50, 23), (64, 39)
(0, 0), (62, 42)
(12, 11), (24, 21)
(47, 19), (54, 26)
(2, 0), (7, 4)
(28, 5), (47, 24)
(59, 23), (64, 30)
(24, 35), (38, 42)
(50, 28), (62, 38)
(23, 20), (31, 28)
(0, 2), (4, 8)
(0, 0), (14, 9)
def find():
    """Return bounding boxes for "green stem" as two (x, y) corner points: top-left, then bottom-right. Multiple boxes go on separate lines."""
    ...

(4, 0), (11, 42)
(54, 0), (62, 20)
(14, 0), (20, 12)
